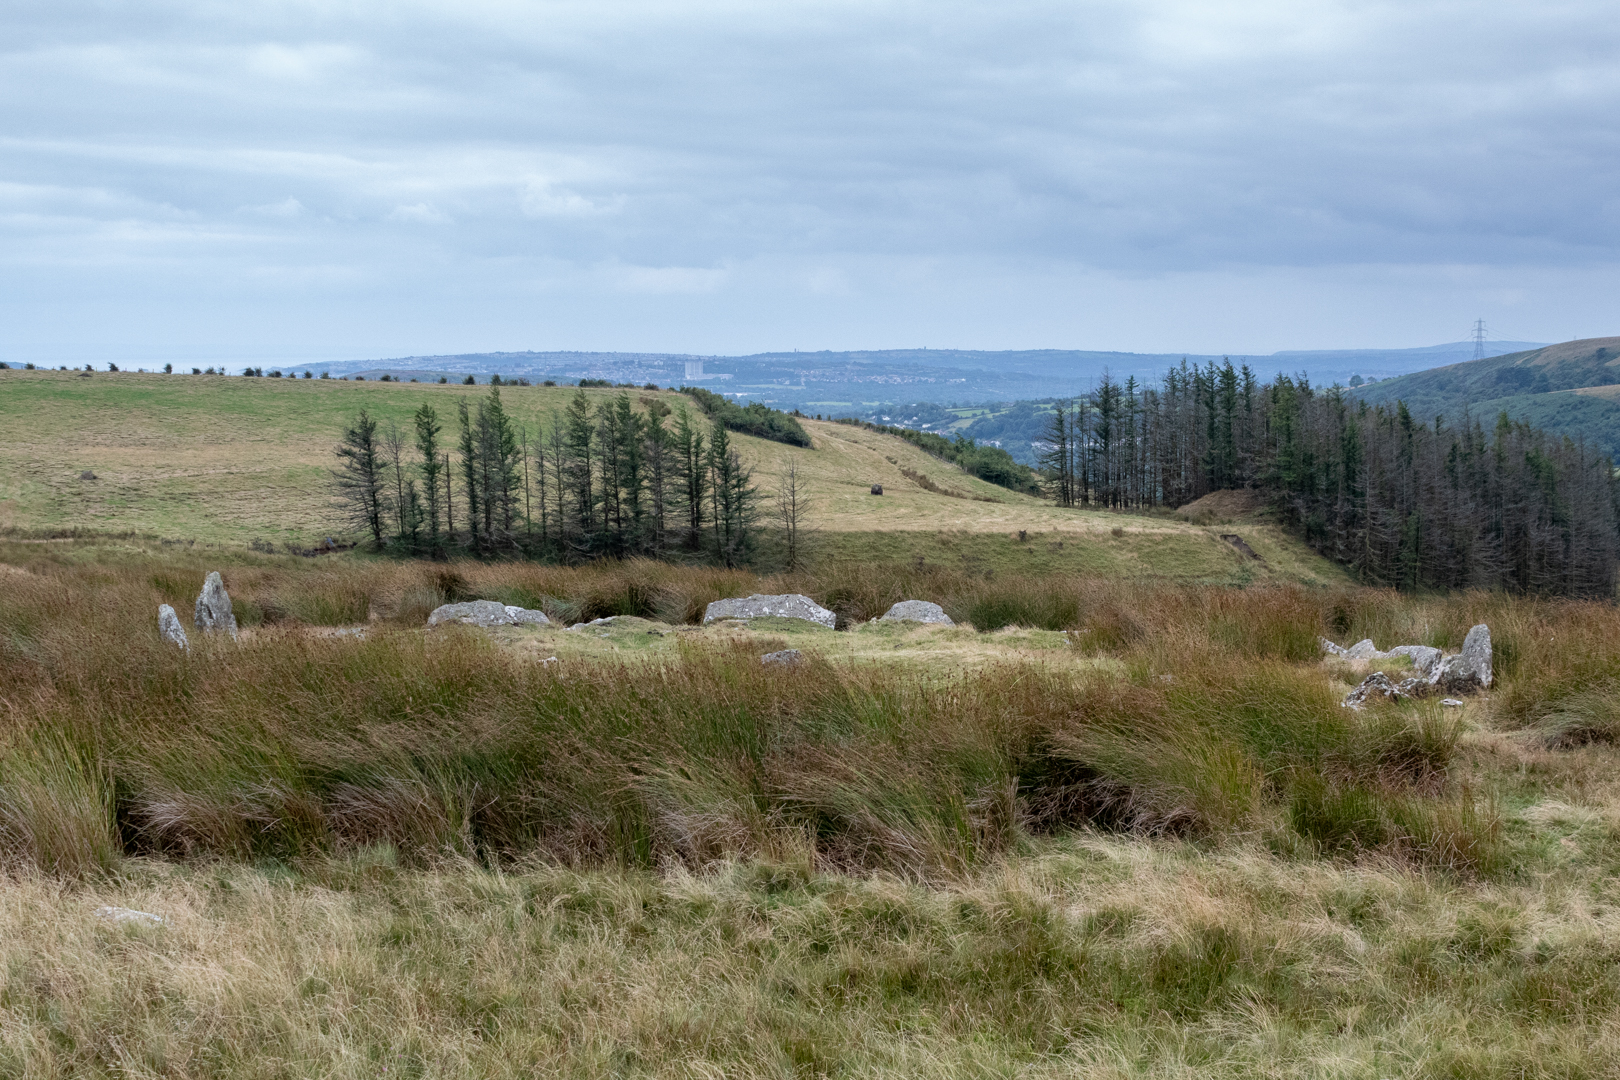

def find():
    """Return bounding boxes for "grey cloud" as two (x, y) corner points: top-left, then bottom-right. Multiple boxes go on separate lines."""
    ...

(1, 0), (1617, 353)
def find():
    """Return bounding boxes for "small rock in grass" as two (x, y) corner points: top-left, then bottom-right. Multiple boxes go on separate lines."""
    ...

(870, 484), (883, 495)
(95, 906), (164, 927)
(703, 594), (836, 629)
(879, 600), (954, 625)
(540, 656), (559, 664)
(567, 617), (618, 631)
(193, 571), (238, 639)
(79, 470), (96, 481)
(1342, 671), (1399, 709)
(761, 649), (804, 666)
(158, 604), (188, 649)
(1441, 698), (1465, 707)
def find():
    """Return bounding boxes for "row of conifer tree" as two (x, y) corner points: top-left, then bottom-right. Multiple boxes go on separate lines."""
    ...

(335, 387), (769, 566)
(1038, 360), (1619, 596)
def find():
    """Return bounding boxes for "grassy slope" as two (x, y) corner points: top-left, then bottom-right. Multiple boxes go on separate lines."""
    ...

(1352, 336), (1620, 457)
(0, 369), (1347, 585)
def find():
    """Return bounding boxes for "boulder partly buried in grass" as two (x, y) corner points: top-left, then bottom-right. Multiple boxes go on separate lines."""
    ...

(703, 593), (836, 629)
(761, 649), (804, 666)
(427, 600), (550, 629)
(193, 571), (237, 639)
(879, 600), (954, 626)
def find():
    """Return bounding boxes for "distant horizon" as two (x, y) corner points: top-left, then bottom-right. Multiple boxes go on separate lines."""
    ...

(0, 336), (1564, 369)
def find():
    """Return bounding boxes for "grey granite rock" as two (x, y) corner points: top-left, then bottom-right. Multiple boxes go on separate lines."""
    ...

(1438, 624), (1492, 693)
(703, 593), (836, 629)
(1386, 645), (1444, 678)
(427, 599), (549, 628)
(158, 604), (188, 649)
(1343, 671), (1400, 709)
(1395, 677), (1434, 700)
(1343, 639), (1387, 661)
(879, 600), (954, 625)
(192, 571), (238, 639)
(1320, 637), (1349, 657)
(567, 617), (619, 631)
(761, 649), (804, 666)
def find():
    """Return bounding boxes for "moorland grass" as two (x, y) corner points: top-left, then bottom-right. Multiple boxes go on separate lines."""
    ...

(5, 544), (1620, 1076)
(0, 546), (1521, 876)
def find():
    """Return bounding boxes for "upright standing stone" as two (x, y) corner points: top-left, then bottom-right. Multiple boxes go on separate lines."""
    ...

(1439, 624), (1492, 692)
(193, 571), (238, 639)
(158, 604), (188, 649)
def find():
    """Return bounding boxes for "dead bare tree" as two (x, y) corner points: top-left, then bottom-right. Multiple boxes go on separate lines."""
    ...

(775, 456), (812, 571)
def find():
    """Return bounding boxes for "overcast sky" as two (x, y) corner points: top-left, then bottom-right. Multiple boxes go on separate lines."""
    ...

(2, 0), (1617, 361)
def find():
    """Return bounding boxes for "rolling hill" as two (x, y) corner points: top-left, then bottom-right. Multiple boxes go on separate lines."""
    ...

(1351, 337), (1620, 457)
(0, 368), (1346, 586)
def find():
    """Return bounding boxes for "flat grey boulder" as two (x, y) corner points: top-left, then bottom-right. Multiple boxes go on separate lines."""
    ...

(193, 571), (238, 639)
(158, 604), (188, 649)
(879, 600), (954, 625)
(1439, 624), (1492, 693)
(427, 600), (550, 628)
(1386, 645), (1443, 678)
(703, 593), (836, 629)
(761, 649), (804, 666)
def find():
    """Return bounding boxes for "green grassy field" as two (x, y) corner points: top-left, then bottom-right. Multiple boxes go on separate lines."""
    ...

(4, 545), (1620, 1076)
(0, 368), (1347, 586)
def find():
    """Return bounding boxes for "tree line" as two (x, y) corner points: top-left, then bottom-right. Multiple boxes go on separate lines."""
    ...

(1039, 360), (1619, 597)
(334, 386), (810, 567)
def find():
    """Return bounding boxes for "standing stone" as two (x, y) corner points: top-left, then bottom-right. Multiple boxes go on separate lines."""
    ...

(1438, 624), (1492, 692)
(703, 593), (837, 628)
(193, 571), (238, 639)
(158, 604), (188, 649)
(879, 600), (955, 625)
